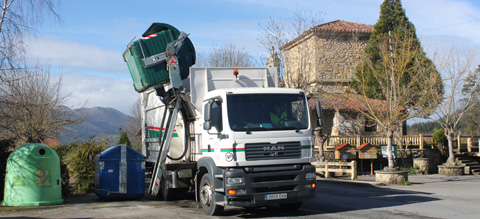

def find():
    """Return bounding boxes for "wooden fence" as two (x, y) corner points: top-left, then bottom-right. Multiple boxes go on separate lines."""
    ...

(324, 134), (479, 154)
(326, 135), (429, 149)
(313, 161), (357, 180)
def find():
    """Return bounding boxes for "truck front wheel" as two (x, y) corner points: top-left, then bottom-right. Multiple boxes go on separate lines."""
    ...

(199, 174), (224, 215)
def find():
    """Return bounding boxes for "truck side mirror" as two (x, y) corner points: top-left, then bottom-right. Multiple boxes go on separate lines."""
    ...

(203, 100), (212, 130)
(315, 101), (324, 127)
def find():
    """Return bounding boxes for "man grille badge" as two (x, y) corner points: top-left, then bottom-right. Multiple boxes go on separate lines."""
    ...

(263, 145), (285, 151)
(264, 145), (284, 157)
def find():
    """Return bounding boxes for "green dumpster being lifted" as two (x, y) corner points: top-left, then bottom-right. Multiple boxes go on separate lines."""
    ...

(3, 143), (63, 206)
(123, 23), (196, 92)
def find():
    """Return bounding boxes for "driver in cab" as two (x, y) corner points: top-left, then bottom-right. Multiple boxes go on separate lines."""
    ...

(270, 104), (287, 125)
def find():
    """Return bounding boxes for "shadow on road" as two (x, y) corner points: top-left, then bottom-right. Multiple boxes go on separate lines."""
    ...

(1, 183), (441, 218)
(221, 183), (440, 218)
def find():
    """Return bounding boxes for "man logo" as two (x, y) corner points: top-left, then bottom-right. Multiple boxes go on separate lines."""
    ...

(263, 145), (285, 151)
(264, 145), (284, 157)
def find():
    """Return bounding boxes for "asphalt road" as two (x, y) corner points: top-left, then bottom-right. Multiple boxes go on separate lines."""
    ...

(2, 175), (480, 219)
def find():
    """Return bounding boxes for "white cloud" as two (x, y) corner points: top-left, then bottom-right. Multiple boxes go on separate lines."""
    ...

(60, 72), (139, 115)
(26, 36), (128, 73)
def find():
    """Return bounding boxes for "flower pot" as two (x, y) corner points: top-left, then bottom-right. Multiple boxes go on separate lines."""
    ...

(413, 158), (430, 175)
(438, 165), (464, 176)
(375, 170), (409, 185)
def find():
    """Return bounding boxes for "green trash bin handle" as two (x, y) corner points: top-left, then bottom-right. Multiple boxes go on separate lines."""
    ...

(126, 36), (148, 61)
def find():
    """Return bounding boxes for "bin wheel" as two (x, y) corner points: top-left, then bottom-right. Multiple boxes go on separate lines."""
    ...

(199, 174), (224, 215)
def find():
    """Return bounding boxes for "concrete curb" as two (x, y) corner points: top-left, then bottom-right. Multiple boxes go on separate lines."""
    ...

(316, 178), (383, 187)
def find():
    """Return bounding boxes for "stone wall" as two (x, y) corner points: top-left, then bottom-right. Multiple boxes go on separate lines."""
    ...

(283, 32), (369, 94)
(283, 34), (318, 94)
(331, 111), (362, 136)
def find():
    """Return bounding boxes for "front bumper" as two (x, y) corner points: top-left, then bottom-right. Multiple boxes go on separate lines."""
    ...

(223, 163), (316, 207)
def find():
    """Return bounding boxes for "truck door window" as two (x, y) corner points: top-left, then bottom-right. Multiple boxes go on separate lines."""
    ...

(211, 101), (223, 132)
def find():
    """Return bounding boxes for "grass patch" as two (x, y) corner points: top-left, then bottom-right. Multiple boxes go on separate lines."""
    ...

(401, 165), (420, 175)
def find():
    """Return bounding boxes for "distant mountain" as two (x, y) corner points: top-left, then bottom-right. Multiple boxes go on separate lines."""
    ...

(59, 106), (132, 145)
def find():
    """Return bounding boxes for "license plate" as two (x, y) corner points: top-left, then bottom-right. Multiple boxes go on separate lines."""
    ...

(265, 193), (287, 200)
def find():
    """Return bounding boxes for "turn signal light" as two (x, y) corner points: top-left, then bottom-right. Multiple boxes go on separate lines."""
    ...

(233, 68), (239, 76)
(305, 183), (316, 189)
(228, 189), (237, 195)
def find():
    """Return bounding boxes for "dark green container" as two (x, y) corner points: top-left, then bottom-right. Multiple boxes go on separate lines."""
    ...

(123, 23), (196, 92)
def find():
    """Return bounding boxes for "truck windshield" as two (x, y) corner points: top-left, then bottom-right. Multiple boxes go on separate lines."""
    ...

(227, 93), (309, 132)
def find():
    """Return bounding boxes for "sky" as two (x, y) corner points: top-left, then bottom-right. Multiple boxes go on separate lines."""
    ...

(24, 0), (480, 115)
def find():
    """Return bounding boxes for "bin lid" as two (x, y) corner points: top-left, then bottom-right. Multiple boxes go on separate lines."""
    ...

(98, 144), (145, 161)
(142, 23), (180, 37)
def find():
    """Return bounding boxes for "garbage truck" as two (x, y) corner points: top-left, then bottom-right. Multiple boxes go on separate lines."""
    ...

(123, 23), (323, 215)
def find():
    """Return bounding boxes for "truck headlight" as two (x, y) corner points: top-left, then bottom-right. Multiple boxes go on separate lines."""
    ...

(305, 172), (316, 180)
(227, 177), (244, 185)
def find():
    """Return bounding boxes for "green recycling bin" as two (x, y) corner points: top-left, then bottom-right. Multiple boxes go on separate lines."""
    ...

(3, 143), (63, 206)
(123, 23), (196, 92)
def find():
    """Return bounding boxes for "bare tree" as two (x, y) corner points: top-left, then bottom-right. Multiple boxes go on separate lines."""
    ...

(196, 43), (256, 67)
(433, 47), (479, 165)
(257, 5), (323, 80)
(123, 98), (142, 152)
(0, 66), (80, 143)
(283, 43), (317, 95)
(1, 0), (61, 71)
(352, 30), (442, 169)
(0, 0), (68, 144)
(460, 65), (480, 136)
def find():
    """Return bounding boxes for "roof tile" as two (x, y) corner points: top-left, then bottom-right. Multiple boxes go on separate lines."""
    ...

(315, 20), (374, 33)
(281, 20), (373, 50)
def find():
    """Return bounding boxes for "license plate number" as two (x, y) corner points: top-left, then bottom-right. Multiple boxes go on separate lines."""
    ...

(265, 193), (287, 200)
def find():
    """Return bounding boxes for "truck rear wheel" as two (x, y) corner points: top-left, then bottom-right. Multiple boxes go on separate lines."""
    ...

(159, 175), (175, 201)
(199, 174), (224, 215)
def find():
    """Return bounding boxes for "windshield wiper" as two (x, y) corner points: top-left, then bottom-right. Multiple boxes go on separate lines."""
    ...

(244, 127), (267, 134)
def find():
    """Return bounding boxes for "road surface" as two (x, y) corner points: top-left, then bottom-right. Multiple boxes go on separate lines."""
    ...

(2, 175), (479, 218)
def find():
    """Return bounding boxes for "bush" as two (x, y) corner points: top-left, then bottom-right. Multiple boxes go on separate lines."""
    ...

(433, 129), (447, 155)
(0, 138), (15, 201)
(118, 131), (132, 146)
(64, 139), (108, 193)
(51, 144), (73, 196)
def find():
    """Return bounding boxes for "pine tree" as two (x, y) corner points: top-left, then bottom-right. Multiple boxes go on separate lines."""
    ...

(352, 0), (442, 108)
(118, 131), (132, 146)
(349, 0), (444, 170)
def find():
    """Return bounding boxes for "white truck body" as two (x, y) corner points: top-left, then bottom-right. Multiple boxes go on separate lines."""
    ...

(141, 67), (280, 163)
(141, 67), (317, 215)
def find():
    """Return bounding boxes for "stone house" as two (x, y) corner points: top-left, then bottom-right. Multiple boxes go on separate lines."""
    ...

(278, 20), (406, 138)
(280, 20), (374, 94)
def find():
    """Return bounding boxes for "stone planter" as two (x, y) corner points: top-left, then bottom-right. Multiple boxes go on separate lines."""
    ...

(438, 165), (465, 176)
(413, 158), (430, 175)
(375, 170), (409, 185)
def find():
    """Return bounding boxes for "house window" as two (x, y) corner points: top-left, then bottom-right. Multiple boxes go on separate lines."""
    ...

(365, 118), (377, 132)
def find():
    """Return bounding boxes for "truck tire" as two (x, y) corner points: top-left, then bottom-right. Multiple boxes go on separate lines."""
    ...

(199, 174), (224, 215)
(159, 176), (176, 201)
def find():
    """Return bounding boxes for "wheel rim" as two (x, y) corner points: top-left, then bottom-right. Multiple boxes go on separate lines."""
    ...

(200, 183), (212, 207)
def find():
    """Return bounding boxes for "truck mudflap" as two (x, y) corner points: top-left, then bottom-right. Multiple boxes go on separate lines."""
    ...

(222, 163), (316, 207)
